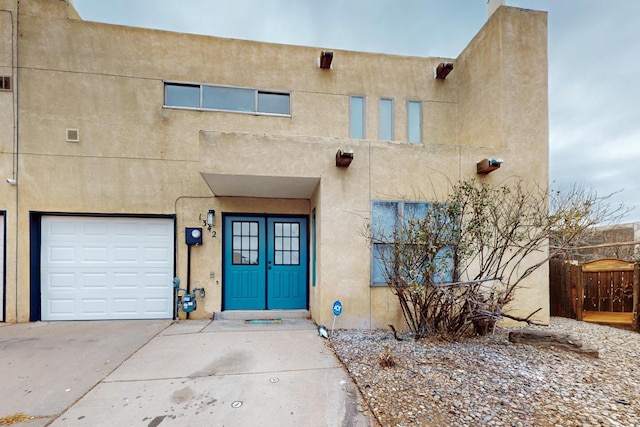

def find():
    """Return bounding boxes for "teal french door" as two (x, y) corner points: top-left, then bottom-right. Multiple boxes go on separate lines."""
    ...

(223, 215), (308, 310)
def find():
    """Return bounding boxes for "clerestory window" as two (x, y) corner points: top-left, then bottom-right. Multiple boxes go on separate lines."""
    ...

(164, 82), (290, 116)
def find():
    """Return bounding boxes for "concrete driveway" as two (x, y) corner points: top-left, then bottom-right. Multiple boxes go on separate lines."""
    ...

(0, 319), (370, 427)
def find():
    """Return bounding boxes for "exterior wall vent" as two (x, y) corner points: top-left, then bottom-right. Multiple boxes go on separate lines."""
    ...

(66, 129), (79, 142)
(0, 76), (11, 91)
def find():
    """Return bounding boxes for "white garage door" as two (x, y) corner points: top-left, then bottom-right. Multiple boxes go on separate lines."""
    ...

(1, 214), (4, 322)
(41, 216), (174, 321)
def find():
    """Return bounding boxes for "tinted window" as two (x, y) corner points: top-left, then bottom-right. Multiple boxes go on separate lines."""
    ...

(379, 98), (393, 140)
(407, 101), (422, 143)
(165, 84), (200, 108)
(203, 86), (255, 112)
(350, 96), (365, 139)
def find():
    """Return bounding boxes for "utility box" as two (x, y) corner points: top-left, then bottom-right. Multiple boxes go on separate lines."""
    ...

(181, 294), (197, 313)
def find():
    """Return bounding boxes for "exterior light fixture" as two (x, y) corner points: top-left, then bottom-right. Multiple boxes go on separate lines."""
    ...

(434, 62), (454, 79)
(207, 210), (215, 227)
(335, 149), (353, 167)
(319, 51), (333, 69)
(477, 158), (503, 174)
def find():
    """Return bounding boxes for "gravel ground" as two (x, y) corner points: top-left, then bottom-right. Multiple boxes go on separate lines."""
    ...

(328, 317), (640, 427)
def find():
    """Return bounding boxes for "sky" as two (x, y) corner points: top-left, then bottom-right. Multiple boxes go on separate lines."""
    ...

(72, 0), (640, 223)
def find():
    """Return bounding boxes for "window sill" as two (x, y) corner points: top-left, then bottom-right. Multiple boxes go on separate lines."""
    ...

(162, 105), (291, 118)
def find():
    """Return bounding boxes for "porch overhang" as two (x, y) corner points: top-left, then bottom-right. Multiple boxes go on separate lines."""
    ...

(201, 173), (320, 199)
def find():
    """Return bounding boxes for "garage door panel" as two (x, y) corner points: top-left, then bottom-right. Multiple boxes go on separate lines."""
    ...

(144, 298), (172, 314)
(113, 298), (138, 315)
(83, 221), (109, 235)
(82, 298), (108, 315)
(48, 272), (76, 289)
(47, 220), (76, 237)
(45, 246), (77, 264)
(47, 298), (75, 318)
(41, 216), (174, 321)
(145, 247), (172, 263)
(1, 214), (4, 321)
(114, 246), (139, 263)
(82, 246), (109, 263)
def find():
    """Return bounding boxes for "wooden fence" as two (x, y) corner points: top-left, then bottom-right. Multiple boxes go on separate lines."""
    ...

(549, 258), (639, 330)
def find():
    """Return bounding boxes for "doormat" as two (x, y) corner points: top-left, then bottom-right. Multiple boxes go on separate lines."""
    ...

(244, 318), (283, 324)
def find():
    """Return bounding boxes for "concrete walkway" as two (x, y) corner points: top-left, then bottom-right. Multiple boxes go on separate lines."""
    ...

(0, 319), (370, 427)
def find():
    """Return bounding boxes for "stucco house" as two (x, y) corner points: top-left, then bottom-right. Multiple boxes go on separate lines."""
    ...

(0, 0), (549, 328)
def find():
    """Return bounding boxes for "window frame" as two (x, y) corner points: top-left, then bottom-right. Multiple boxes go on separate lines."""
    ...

(0, 76), (12, 91)
(231, 220), (260, 265)
(379, 97), (394, 141)
(163, 81), (291, 117)
(407, 100), (422, 143)
(370, 200), (454, 287)
(349, 95), (366, 139)
(273, 221), (301, 266)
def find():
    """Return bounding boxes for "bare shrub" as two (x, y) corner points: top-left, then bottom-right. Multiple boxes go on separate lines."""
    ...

(368, 179), (625, 340)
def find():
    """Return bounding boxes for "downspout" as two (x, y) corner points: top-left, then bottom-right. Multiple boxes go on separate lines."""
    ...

(368, 140), (372, 329)
(14, 6), (19, 323)
(0, 7), (20, 322)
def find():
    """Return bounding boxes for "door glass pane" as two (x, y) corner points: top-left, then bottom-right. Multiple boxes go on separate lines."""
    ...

(232, 221), (259, 265)
(273, 221), (300, 265)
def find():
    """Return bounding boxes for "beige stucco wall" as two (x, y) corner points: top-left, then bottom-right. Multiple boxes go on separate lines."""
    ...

(0, 0), (16, 322)
(1, 0), (549, 327)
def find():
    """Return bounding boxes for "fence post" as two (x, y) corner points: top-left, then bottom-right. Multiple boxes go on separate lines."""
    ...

(567, 262), (575, 318)
(575, 264), (583, 321)
(633, 263), (639, 331)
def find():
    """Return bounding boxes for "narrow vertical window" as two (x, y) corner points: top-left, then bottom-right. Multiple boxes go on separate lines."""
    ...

(311, 209), (317, 286)
(0, 76), (11, 91)
(379, 98), (393, 141)
(349, 96), (365, 139)
(407, 100), (422, 143)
